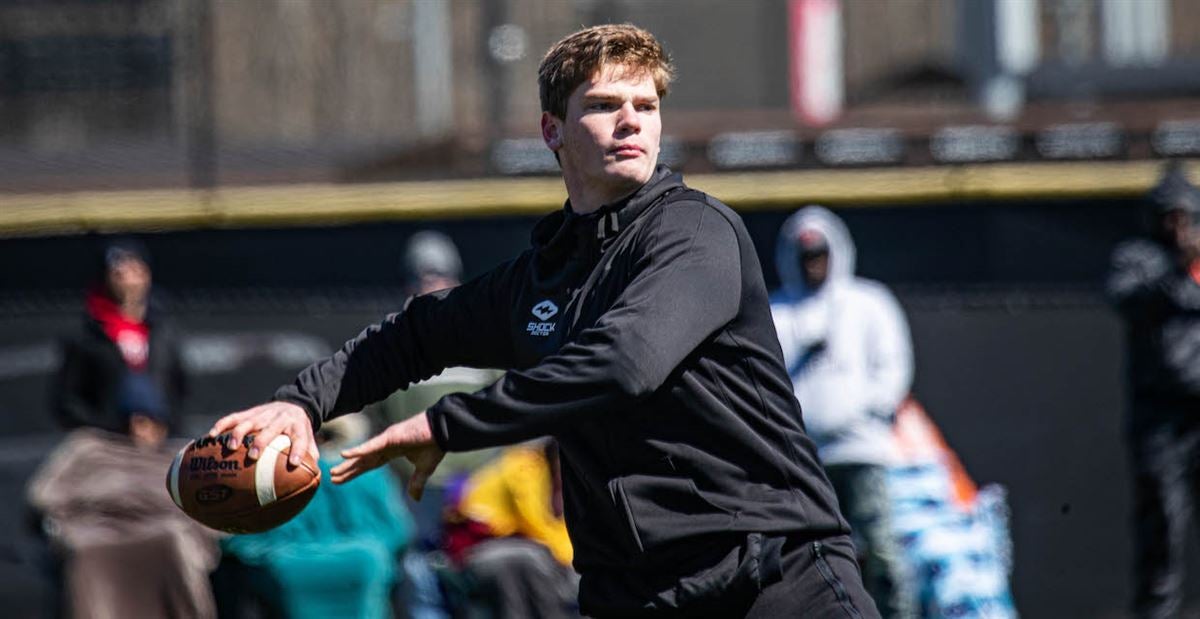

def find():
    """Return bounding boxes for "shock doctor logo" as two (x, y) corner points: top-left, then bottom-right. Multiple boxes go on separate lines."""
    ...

(527, 300), (558, 337)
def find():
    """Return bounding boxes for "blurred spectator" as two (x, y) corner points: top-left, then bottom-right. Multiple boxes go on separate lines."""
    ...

(26, 426), (218, 617)
(1107, 161), (1200, 619)
(53, 238), (186, 435)
(888, 399), (1016, 618)
(404, 229), (464, 297)
(442, 440), (578, 619)
(770, 205), (916, 619)
(369, 231), (504, 516)
(27, 236), (211, 618)
(362, 230), (506, 619)
(217, 415), (414, 619)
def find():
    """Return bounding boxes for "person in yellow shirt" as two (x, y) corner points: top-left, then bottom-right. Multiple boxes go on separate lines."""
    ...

(458, 442), (572, 566)
(446, 440), (578, 618)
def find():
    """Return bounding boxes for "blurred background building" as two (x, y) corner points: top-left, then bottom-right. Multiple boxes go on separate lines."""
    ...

(2, 1), (1200, 617)
(0, 0), (1197, 190)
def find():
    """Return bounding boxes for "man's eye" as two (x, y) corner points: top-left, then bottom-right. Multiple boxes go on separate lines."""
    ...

(589, 102), (614, 111)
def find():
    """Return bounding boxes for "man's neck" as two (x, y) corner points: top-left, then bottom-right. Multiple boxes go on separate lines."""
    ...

(563, 175), (645, 215)
(120, 300), (147, 322)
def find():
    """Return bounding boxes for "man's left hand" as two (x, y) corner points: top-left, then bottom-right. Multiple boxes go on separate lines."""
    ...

(331, 412), (445, 501)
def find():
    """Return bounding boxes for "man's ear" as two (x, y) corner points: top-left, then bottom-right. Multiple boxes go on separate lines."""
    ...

(541, 112), (562, 151)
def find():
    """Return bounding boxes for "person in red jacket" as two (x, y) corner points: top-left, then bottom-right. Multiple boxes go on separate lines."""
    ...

(38, 238), (211, 618)
(54, 238), (186, 440)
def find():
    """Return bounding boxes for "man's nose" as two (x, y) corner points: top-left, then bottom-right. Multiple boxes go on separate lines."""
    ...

(616, 102), (640, 133)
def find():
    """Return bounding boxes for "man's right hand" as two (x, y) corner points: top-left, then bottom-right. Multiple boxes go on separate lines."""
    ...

(208, 401), (318, 467)
(331, 413), (444, 500)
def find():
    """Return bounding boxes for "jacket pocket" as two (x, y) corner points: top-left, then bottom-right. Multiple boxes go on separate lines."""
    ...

(578, 532), (785, 616)
(611, 474), (739, 554)
(609, 476), (645, 553)
(675, 532), (784, 607)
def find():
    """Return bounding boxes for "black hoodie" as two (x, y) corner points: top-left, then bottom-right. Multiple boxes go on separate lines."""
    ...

(54, 298), (186, 435)
(1106, 166), (1200, 413)
(275, 167), (847, 613)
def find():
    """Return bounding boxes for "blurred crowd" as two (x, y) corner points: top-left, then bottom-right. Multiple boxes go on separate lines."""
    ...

(25, 230), (583, 619)
(21, 159), (1200, 618)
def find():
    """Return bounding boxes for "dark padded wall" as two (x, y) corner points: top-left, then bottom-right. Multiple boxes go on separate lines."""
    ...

(0, 196), (1172, 615)
(0, 198), (1145, 291)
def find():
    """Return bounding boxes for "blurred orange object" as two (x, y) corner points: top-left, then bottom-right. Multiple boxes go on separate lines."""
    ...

(893, 398), (978, 510)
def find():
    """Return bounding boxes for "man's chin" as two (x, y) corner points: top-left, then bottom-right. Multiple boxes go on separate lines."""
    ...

(604, 161), (655, 186)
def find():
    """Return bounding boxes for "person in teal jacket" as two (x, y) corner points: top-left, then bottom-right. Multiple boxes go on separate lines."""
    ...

(221, 415), (414, 619)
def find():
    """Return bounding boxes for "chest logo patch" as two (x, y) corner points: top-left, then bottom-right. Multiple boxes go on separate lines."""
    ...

(527, 300), (559, 337)
(531, 300), (558, 321)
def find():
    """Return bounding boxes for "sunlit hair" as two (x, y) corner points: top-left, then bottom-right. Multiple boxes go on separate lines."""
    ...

(538, 24), (674, 119)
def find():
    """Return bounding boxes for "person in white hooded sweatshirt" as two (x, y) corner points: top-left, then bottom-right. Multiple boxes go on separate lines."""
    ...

(770, 205), (916, 619)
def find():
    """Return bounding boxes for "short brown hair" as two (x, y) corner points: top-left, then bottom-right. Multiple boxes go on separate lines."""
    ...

(538, 24), (674, 120)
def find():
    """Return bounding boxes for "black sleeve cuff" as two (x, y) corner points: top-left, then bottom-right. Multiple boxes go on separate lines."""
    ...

(425, 403), (452, 452)
(272, 387), (324, 432)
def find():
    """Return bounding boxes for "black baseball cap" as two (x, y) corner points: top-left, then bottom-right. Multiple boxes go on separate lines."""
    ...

(1148, 161), (1200, 215)
(102, 237), (151, 269)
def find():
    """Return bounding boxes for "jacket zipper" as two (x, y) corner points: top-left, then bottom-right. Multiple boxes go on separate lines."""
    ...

(812, 541), (862, 618)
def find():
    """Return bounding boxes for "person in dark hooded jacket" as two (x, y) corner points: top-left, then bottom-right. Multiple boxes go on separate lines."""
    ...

(208, 24), (877, 618)
(1108, 161), (1200, 619)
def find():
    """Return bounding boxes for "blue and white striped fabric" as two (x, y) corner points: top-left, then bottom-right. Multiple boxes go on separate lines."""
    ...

(889, 464), (1017, 618)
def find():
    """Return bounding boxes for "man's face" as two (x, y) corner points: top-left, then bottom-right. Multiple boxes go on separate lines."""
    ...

(542, 64), (662, 209)
(801, 251), (829, 289)
(106, 256), (151, 306)
(796, 228), (830, 289)
(1159, 209), (1196, 250)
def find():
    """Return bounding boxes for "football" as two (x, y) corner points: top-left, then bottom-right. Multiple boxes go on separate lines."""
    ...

(166, 433), (320, 534)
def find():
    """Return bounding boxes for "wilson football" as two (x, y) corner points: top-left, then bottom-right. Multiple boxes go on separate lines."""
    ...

(166, 433), (320, 534)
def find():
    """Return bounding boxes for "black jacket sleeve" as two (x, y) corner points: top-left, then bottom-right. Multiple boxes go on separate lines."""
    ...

(164, 325), (189, 435)
(1107, 240), (1200, 321)
(427, 201), (742, 451)
(53, 338), (99, 430)
(273, 261), (517, 429)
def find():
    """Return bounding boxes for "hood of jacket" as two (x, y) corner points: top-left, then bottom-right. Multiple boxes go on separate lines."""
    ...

(529, 165), (684, 292)
(775, 205), (857, 299)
